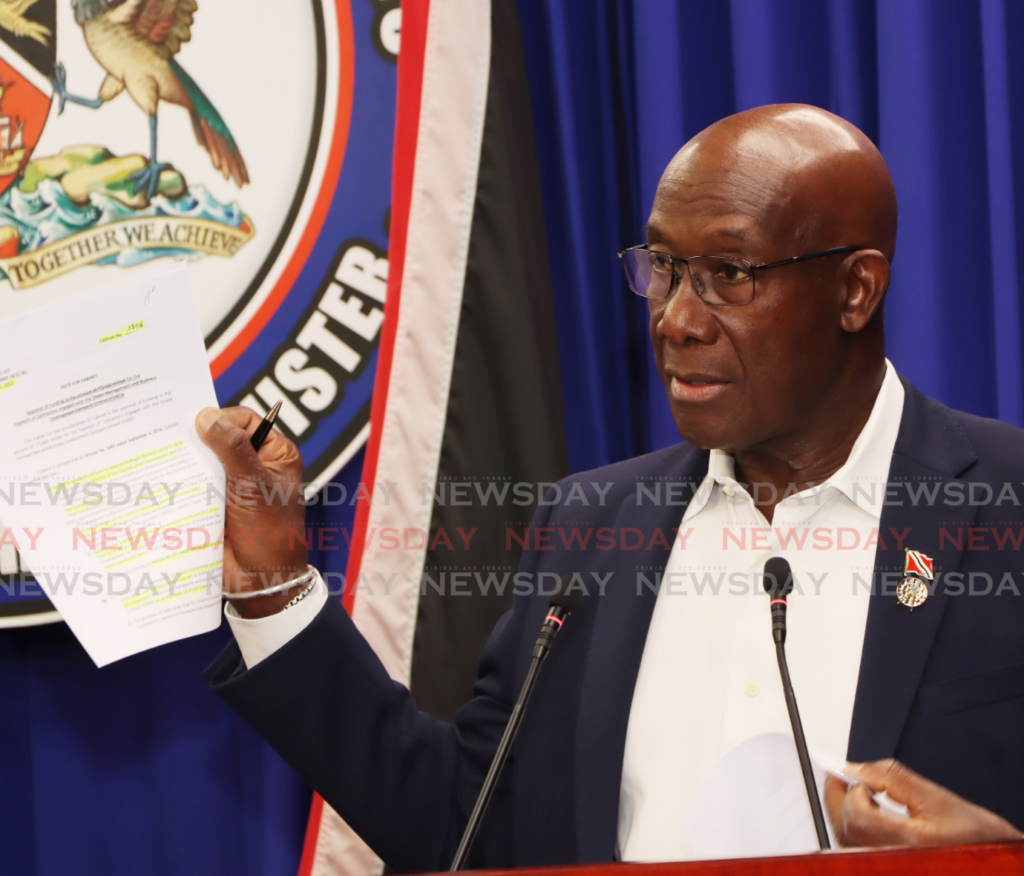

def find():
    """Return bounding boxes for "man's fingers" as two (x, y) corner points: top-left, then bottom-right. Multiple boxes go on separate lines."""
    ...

(202, 405), (263, 433)
(196, 407), (265, 479)
(846, 759), (938, 815)
(823, 774), (849, 841)
(824, 773), (908, 847)
(841, 782), (920, 847)
(198, 406), (303, 472)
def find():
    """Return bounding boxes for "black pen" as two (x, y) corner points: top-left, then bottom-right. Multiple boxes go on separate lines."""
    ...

(250, 400), (282, 451)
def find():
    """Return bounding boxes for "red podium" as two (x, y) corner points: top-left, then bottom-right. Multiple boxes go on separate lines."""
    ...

(459, 842), (1024, 875)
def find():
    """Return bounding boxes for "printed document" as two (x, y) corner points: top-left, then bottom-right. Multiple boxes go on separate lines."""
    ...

(0, 265), (225, 666)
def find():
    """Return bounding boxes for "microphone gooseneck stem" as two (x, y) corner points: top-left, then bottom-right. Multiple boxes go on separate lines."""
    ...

(775, 639), (831, 850)
(451, 591), (577, 870)
(450, 653), (544, 871)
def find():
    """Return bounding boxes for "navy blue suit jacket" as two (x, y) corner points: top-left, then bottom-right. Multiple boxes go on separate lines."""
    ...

(208, 383), (1024, 872)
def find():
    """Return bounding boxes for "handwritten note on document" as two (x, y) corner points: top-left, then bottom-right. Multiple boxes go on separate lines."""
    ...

(0, 265), (225, 666)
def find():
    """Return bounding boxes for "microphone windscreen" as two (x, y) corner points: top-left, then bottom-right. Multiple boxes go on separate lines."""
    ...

(549, 576), (582, 613)
(763, 556), (794, 597)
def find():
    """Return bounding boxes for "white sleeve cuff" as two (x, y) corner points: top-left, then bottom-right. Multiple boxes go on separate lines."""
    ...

(224, 569), (330, 669)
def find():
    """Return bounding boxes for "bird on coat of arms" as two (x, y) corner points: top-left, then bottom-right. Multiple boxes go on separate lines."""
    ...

(51, 0), (248, 199)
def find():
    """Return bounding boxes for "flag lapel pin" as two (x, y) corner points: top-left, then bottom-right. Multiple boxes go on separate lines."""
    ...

(897, 549), (934, 610)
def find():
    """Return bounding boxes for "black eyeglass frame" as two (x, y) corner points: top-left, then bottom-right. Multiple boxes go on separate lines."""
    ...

(617, 244), (860, 305)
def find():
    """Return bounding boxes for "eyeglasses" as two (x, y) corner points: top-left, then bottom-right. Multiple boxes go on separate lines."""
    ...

(618, 244), (859, 306)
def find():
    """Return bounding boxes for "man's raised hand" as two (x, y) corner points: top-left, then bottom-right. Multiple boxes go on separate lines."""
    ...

(196, 406), (308, 618)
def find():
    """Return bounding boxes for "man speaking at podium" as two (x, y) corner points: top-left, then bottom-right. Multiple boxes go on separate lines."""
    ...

(201, 105), (1024, 869)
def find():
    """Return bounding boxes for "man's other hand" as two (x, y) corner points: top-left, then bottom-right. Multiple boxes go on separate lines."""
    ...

(824, 758), (1023, 848)
(196, 406), (308, 618)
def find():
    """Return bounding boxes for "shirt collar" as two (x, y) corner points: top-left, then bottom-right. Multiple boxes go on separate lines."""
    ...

(824, 358), (905, 517)
(682, 359), (905, 522)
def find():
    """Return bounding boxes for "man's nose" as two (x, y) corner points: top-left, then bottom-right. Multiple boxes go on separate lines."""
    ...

(655, 270), (719, 344)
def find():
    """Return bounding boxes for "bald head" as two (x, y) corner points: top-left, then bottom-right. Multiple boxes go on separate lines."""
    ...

(655, 104), (897, 262)
(643, 104), (896, 463)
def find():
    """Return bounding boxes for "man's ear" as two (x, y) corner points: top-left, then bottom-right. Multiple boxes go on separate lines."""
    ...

(840, 250), (889, 333)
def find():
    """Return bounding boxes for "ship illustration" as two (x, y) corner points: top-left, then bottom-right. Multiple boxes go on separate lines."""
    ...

(0, 83), (28, 177)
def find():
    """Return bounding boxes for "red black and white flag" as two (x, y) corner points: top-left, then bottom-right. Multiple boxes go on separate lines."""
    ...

(298, 1), (568, 873)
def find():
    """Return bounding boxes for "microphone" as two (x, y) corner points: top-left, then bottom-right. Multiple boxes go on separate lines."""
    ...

(450, 581), (581, 871)
(763, 557), (830, 851)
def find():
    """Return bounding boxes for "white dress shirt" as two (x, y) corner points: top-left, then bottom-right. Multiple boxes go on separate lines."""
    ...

(226, 361), (905, 861)
(617, 360), (905, 861)
(225, 575), (327, 668)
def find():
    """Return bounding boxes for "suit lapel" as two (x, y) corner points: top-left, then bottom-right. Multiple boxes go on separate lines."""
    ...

(848, 382), (978, 761)
(574, 448), (710, 862)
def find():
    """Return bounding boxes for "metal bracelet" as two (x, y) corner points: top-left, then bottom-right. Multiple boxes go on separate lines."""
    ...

(281, 576), (319, 612)
(221, 565), (317, 601)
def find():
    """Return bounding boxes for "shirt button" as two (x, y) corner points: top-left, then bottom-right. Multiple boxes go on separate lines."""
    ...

(745, 682), (760, 698)
(723, 485), (736, 498)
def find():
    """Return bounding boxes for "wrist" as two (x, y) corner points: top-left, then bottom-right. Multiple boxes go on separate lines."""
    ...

(225, 565), (316, 618)
(231, 587), (306, 619)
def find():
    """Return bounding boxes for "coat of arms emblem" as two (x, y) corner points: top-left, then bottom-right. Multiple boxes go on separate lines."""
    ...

(0, 0), (256, 287)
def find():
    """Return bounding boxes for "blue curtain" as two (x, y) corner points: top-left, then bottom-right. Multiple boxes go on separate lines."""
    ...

(519, 0), (1024, 472)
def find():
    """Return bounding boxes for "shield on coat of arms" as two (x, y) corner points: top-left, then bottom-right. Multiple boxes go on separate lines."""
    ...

(0, 0), (54, 206)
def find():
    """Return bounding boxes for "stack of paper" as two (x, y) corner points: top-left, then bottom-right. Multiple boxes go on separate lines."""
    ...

(0, 266), (225, 666)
